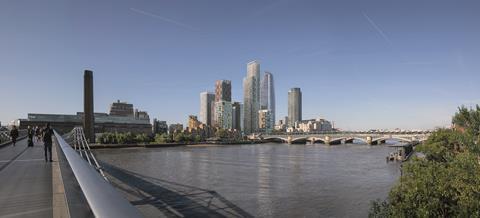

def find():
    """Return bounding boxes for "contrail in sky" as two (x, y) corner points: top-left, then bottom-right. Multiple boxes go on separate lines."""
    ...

(130, 8), (196, 31)
(362, 12), (392, 45)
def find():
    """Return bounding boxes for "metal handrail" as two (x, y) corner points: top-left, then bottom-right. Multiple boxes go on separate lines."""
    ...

(54, 130), (143, 218)
(0, 129), (28, 144)
(73, 127), (108, 180)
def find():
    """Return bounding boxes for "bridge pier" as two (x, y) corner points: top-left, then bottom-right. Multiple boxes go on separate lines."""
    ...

(324, 136), (331, 145)
(366, 136), (381, 145)
(287, 136), (292, 144)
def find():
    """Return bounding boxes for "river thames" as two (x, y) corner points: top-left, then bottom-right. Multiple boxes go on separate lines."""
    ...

(95, 143), (401, 217)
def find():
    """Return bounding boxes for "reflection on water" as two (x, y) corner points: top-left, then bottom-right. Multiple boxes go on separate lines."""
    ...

(95, 143), (400, 217)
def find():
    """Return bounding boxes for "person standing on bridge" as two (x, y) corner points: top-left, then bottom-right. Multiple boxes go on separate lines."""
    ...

(42, 123), (53, 162)
(9, 126), (18, 146)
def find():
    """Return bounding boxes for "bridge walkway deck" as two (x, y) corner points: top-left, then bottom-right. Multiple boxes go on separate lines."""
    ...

(0, 138), (53, 218)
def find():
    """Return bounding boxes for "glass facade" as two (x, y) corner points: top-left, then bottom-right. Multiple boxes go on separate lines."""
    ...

(243, 61), (260, 134)
(288, 88), (302, 127)
(200, 92), (215, 126)
(260, 71), (275, 130)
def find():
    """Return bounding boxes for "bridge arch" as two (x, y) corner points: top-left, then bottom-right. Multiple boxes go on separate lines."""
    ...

(310, 137), (326, 144)
(352, 137), (368, 144)
(291, 137), (308, 144)
(263, 137), (288, 143)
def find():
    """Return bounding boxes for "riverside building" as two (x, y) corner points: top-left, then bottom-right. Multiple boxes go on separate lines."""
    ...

(214, 80), (233, 129)
(243, 61), (261, 134)
(260, 71), (275, 130)
(288, 88), (302, 127)
(199, 92), (215, 126)
(258, 109), (273, 133)
(17, 101), (151, 134)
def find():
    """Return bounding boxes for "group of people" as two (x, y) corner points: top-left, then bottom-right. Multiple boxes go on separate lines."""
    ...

(9, 124), (54, 162)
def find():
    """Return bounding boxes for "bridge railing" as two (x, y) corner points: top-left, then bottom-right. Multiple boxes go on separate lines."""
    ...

(55, 129), (142, 218)
(62, 127), (107, 180)
(0, 129), (28, 144)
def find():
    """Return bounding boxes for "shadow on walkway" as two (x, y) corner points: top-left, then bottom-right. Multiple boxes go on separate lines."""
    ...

(100, 161), (253, 218)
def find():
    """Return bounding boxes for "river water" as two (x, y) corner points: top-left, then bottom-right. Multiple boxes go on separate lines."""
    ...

(95, 143), (400, 217)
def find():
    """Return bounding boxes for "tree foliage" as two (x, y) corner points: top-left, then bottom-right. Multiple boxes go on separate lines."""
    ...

(370, 105), (480, 217)
(154, 133), (171, 143)
(216, 129), (228, 139)
(97, 132), (152, 144)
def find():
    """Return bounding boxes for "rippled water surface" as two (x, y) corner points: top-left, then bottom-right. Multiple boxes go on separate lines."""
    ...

(95, 143), (400, 217)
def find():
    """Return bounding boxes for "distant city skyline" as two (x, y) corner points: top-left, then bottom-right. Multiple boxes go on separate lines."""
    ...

(1, 0), (479, 130)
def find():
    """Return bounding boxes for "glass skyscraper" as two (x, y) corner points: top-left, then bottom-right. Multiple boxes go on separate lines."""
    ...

(288, 88), (302, 127)
(243, 60), (260, 134)
(260, 71), (275, 130)
(199, 92), (215, 126)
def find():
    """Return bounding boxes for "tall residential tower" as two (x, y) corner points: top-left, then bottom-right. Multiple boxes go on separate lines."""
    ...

(200, 92), (215, 126)
(260, 71), (275, 131)
(215, 80), (232, 102)
(243, 61), (261, 134)
(214, 80), (233, 129)
(288, 88), (302, 128)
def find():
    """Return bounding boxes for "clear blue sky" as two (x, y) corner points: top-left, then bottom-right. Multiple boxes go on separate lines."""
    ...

(1, 0), (479, 130)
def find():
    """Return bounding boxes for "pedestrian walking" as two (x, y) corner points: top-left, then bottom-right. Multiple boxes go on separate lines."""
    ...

(35, 126), (41, 142)
(10, 126), (19, 146)
(43, 123), (54, 162)
(27, 126), (34, 147)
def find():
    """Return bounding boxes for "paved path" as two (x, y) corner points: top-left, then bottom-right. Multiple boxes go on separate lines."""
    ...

(0, 138), (53, 218)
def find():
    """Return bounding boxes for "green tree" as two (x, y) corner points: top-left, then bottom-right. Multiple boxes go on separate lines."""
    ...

(174, 132), (186, 142)
(453, 105), (480, 136)
(194, 135), (202, 143)
(370, 105), (480, 217)
(216, 129), (228, 139)
(135, 133), (150, 144)
(155, 133), (171, 143)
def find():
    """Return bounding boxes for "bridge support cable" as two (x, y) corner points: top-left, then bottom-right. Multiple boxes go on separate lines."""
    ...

(62, 127), (107, 181)
(78, 128), (107, 180)
(55, 129), (142, 218)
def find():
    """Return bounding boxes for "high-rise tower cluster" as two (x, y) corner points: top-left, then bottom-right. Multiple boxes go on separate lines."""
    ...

(198, 60), (276, 134)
